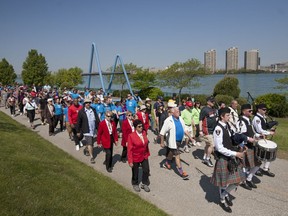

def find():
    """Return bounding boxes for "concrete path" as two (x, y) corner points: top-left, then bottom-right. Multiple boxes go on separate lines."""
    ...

(1, 107), (288, 216)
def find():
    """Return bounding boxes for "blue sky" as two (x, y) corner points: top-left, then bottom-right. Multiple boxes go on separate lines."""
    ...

(1, 0), (288, 73)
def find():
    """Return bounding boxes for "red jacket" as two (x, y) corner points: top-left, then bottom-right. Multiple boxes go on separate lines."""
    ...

(68, 104), (83, 125)
(136, 111), (149, 131)
(127, 131), (150, 164)
(121, 119), (134, 147)
(97, 120), (118, 149)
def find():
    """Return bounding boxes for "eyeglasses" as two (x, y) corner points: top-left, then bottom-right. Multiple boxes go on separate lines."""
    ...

(106, 115), (112, 117)
(262, 108), (267, 111)
(137, 125), (143, 128)
(248, 110), (253, 113)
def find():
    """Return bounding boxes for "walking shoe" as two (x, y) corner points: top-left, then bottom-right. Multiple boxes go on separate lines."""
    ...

(184, 146), (190, 153)
(107, 168), (113, 173)
(181, 171), (190, 180)
(240, 181), (252, 190)
(83, 148), (89, 156)
(163, 161), (171, 170)
(262, 169), (275, 177)
(90, 158), (95, 164)
(225, 196), (233, 206)
(75, 145), (80, 151)
(246, 180), (257, 188)
(202, 159), (213, 167)
(133, 185), (141, 192)
(255, 169), (263, 177)
(121, 158), (127, 163)
(196, 142), (202, 147)
(220, 201), (232, 213)
(141, 184), (150, 192)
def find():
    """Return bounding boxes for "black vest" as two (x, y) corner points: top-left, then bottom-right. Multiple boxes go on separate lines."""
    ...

(255, 114), (267, 131)
(217, 123), (234, 151)
(239, 116), (254, 148)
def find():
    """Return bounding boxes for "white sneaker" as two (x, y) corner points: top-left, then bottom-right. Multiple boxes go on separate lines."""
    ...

(79, 141), (83, 147)
(184, 146), (190, 153)
(196, 142), (202, 147)
(75, 145), (80, 151)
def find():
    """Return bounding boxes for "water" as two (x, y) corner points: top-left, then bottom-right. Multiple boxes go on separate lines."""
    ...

(81, 73), (287, 98)
(16, 73), (287, 98)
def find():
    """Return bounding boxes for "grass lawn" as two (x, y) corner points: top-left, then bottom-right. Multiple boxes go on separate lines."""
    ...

(0, 112), (166, 216)
(273, 117), (288, 159)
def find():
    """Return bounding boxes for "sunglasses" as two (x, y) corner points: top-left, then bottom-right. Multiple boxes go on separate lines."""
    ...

(262, 108), (267, 111)
(248, 110), (253, 113)
(137, 125), (143, 128)
(106, 115), (112, 117)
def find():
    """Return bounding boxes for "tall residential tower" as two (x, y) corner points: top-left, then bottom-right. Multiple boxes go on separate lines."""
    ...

(226, 47), (238, 71)
(204, 49), (216, 73)
(244, 49), (260, 70)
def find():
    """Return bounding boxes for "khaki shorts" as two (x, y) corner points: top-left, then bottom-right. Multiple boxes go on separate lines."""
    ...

(184, 125), (194, 139)
(65, 122), (72, 133)
(200, 134), (214, 147)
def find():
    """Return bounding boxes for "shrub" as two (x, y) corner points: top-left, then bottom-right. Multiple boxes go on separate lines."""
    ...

(255, 93), (288, 117)
(194, 94), (210, 105)
(112, 89), (131, 98)
(139, 87), (164, 101)
(236, 97), (248, 106)
(213, 76), (240, 98)
(214, 94), (234, 108)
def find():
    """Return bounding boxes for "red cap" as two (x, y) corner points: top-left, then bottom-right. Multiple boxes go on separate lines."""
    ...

(186, 101), (193, 107)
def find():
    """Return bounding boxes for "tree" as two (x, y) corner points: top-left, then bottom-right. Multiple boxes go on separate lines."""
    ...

(275, 76), (288, 92)
(54, 67), (83, 89)
(131, 68), (156, 90)
(158, 58), (204, 101)
(22, 49), (49, 86)
(213, 76), (241, 98)
(0, 58), (17, 85)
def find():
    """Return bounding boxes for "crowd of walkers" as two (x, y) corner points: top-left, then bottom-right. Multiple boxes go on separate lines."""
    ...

(0, 83), (277, 213)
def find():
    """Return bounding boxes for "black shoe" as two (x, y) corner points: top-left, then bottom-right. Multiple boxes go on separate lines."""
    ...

(107, 168), (112, 173)
(240, 182), (252, 190)
(262, 169), (275, 177)
(83, 148), (89, 156)
(255, 169), (263, 176)
(225, 196), (233, 206)
(220, 201), (232, 213)
(90, 158), (95, 164)
(246, 180), (257, 188)
(121, 158), (127, 163)
(202, 159), (213, 167)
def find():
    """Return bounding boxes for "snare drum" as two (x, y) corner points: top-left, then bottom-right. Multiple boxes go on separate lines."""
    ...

(255, 139), (277, 162)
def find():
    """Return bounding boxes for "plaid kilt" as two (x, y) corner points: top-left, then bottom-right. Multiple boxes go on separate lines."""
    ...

(242, 148), (262, 168)
(211, 158), (246, 187)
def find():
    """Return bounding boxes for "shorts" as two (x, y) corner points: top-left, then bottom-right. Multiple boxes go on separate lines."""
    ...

(168, 141), (181, 157)
(200, 134), (214, 147)
(184, 125), (194, 139)
(84, 136), (95, 146)
(65, 122), (72, 133)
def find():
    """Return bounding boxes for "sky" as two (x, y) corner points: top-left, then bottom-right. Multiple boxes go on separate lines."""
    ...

(1, 0), (288, 74)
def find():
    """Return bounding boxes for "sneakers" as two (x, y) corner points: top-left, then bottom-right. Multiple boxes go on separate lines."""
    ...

(90, 158), (95, 164)
(184, 146), (190, 153)
(75, 145), (80, 151)
(195, 142), (202, 147)
(141, 184), (150, 192)
(181, 171), (190, 180)
(202, 159), (214, 167)
(133, 185), (141, 192)
(163, 161), (171, 170)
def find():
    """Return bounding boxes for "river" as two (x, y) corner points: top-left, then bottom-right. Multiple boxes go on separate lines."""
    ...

(16, 73), (287, 98)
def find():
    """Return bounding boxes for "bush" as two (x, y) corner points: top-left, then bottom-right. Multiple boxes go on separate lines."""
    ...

(236, 97), (248, 106)
(255, 93), (288, 117)
(112, 89), (131, 98)
(194, 94), (210, 105)
(213, 76), (240, 98)
(139, 87), (164, 101)
(215, 94), (234, 108)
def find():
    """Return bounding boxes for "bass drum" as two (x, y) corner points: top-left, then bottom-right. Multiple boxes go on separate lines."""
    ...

(255, 139), (277, 162)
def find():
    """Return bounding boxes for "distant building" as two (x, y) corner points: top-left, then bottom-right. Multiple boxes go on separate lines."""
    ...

(204, 49), (216, 73)
(226, 47), (238, 71)
(270, 62), (288, 72)
(244, 49), (260, 70)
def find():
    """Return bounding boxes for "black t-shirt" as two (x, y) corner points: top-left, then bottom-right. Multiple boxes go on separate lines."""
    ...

(157, 110), (169, 130)
(39, 98), (47, 110)
(199, 106), (217, 135)
(145, 102), (152, 115)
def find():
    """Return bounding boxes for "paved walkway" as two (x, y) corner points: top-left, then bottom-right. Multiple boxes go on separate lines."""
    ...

(1, 107), (288, 216)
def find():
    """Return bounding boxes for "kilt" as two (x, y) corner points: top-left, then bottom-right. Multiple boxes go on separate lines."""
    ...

(211, 158), (246, 187)
(242, 148), (262, 168)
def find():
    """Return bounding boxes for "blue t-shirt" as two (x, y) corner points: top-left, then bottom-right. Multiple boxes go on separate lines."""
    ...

(63, 107), (69, 122)
(116, 105), (126, 121)
(91, 103), (104, 116)
(126, 99), (137, 114)
(70, 93), (80, 99)
(172, 116), (184, 142)
(54, 103), (63, 116)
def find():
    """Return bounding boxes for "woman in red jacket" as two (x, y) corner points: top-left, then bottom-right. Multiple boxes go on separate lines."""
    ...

(136, 105), (150, 132)
(127, 119), (150, 192)
(97, 111), (118, 173)
(121, 110), (134, 163)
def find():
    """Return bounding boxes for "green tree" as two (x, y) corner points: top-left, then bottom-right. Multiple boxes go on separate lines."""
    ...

(158, 58), (204, 101)
(131, 68), (156, 90)
(43, 72), (56, 86)
(22, 49), (49, 86)
(0, 58), (17, 85)
(275, 76), (288, 92)
(54, 67), (83, 89)
(213, 76), (240, 98)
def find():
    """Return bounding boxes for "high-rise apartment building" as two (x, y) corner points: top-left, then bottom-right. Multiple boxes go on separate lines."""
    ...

(204, 49), (216, 73)
(226, 47), (238, 71)
(244, 49), (260, 70)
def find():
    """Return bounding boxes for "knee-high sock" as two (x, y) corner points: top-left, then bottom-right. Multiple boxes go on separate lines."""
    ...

(247, 166), (260, 181)
(263, 161), (271, 171)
